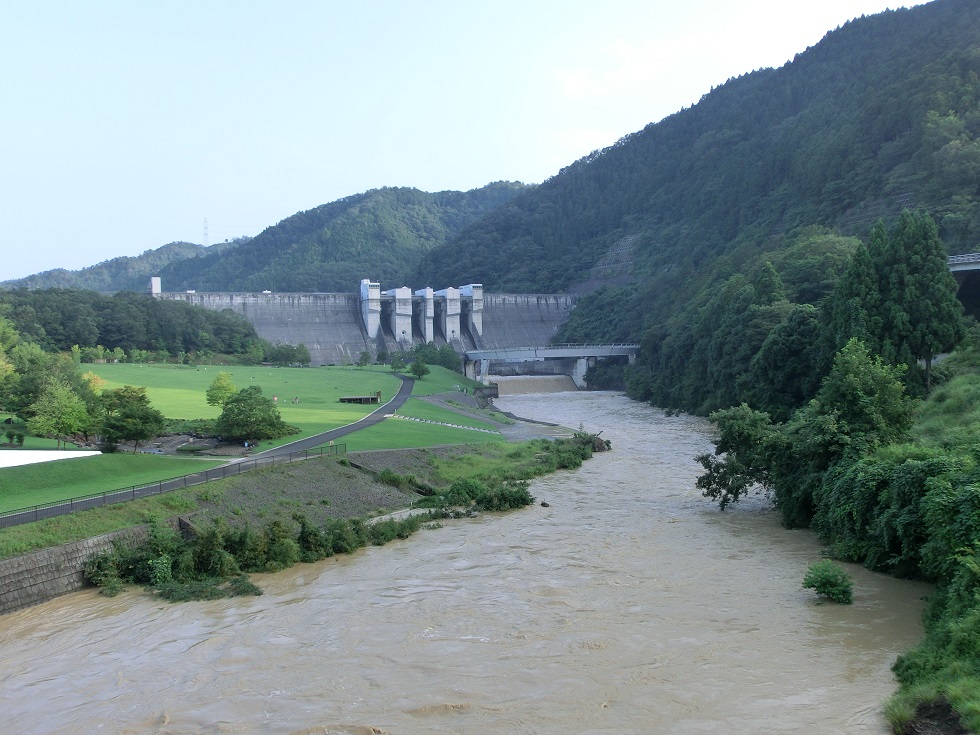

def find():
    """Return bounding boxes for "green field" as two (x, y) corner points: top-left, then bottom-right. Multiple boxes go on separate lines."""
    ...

(87, 363), (405, 438)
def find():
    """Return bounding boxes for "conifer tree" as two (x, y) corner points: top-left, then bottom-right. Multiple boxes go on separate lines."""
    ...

(828, 212), (964, 391)
(828, 236), (881, 356)
(899, 212), (965, 389)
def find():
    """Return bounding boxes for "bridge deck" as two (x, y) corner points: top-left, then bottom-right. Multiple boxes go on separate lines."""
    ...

(465, 343), (639, 360)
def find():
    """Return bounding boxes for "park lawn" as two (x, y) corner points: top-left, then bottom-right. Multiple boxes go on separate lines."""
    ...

(0, 454), (224, 513)
(396, 398), (498, 430)
(343, 419), (504, 451)
(85, 363), (404, 434)
(409, 365), (481, 396)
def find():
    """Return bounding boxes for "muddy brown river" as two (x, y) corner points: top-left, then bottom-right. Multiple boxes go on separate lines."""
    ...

(0, 391), (930, 734)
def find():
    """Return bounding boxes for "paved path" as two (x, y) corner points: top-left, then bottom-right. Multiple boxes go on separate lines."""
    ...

(241, 374), (415, 458)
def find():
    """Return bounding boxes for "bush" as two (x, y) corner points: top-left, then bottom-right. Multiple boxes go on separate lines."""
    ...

(803, 559), (854, 604)
(84, 550), (125, 596)
(474, 481), (535, 511)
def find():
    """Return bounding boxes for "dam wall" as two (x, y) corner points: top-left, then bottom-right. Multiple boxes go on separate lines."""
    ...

(478, 294), (576, 349)
(159, 292), (372, 366)
(159, 287), (576, 365)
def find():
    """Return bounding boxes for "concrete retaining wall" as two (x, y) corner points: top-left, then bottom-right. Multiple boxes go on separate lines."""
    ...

(0, 526), (154, 615)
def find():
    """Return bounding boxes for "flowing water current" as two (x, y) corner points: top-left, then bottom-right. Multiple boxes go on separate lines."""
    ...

(0, 391), (931, 734)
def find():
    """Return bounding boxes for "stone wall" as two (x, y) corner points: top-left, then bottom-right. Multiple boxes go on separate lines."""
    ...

(0, 526), (154, 615)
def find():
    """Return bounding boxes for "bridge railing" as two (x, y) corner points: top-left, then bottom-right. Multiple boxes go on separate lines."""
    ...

(948, 254), (980, 264)
(466, 343), (639, 356)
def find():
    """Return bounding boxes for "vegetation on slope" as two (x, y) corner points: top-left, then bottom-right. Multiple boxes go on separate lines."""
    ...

(421, 1), (979, 300)
(0, 241), (239, 292)
(156, 182), (528, 292)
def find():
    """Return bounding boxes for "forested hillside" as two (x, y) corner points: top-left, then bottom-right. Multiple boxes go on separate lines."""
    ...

(0, 289), (264, 362)
(418, 0), (980, 326)
(0, 241), (238, 292)
(154, 182), (527, 292)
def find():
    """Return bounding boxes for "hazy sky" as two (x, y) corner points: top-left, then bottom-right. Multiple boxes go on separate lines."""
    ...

(1, 1), (913, 281)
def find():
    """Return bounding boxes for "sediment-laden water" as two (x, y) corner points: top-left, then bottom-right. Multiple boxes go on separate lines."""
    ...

(0, 391), (929, 734)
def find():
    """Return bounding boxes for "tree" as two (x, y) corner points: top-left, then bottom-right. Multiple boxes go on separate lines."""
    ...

(357, 351), (371, 368)
(206, 371), (238, 407)
(754, 261), (786, 305)
(216, 386), (297, 443)
(409, 357), (430, 380)
(265, 343), (311, 367)
(827, 213), (965, 392)
(893, 212), (965, 390)
(100, 386), (165, 453)
(26, 381), (90, 449)
(699, 339), (914, 528)
(739, 304), (826, 421)
(827, 236), (882, 356)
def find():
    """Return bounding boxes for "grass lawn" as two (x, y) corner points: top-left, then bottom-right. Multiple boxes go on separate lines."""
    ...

(395, 398), (498, 430)
(0, 454), (224, 513)
(86, 363), (490, 446)
(409, 366), (481, 396)
(344, 419), (504, 451)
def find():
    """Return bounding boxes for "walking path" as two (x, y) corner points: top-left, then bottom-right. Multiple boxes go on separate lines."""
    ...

(241, 374), (415, 459)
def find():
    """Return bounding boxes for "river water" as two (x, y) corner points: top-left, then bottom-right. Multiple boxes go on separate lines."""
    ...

(0, 391), (930, 735)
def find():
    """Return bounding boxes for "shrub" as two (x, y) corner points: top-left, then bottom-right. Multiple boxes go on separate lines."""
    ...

(148, 554), (173, 587)
(803, 559), (854, 604)
(445, 478), (484, 506)
(474, 481), (535, 511)
(84, 550), (125, 596)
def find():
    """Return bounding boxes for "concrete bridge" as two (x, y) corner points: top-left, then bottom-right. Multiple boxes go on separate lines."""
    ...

(464, 344), (639, 388)
(948, 253), (980, 275)
(948, 254), (980, 317)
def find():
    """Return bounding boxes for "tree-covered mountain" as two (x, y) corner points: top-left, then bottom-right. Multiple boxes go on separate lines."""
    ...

(417, 0), (980, 313)
(154, 182), (528, 293)
(0, 241), (239, 293)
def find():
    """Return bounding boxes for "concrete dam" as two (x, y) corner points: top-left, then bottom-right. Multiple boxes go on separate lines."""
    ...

(152, 278), (577, 368)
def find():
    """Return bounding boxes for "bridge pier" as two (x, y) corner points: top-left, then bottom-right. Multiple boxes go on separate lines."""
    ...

(572, 357), (595, 388)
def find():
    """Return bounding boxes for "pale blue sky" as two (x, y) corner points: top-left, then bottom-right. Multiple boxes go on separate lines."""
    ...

(1, 1), (912, 281)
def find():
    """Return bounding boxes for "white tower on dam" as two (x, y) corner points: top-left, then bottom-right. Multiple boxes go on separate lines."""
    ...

(359, 279), (381, 339)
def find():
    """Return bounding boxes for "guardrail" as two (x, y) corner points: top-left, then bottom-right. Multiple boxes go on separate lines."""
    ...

(0, 443), (346, 529)
(465, 343), (640, 359)
(948, 254), (980, 264)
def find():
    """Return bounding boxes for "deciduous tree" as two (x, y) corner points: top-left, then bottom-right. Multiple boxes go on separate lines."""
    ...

(26, 381), (90, 449)
(216, 386), (297, 443)
(206, 371), (238, 407)
(100, 385), (165, 453)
